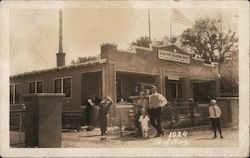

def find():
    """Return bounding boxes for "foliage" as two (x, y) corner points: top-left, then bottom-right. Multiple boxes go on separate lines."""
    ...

(71, 54), (100, 64)
(180, 14), (238, 64)
(129, 36), (152, 48)
(129, 36), (179, 50)
(179, 14), (239, 96)
(219, 50), (239, 96)
(162, 104), (180, 128)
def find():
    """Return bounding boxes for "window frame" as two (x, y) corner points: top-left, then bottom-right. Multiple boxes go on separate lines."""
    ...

(10, 83), (20, 104)
(10, 84), (14, 104)
(29, 80), (43, 94)
(53, 76), (72, 99)
(168, 81), (183, 100)
(53, 78), (62, 94)
(36, 80), (43, 93)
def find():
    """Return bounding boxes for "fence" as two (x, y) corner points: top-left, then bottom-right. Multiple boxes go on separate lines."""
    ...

(10, 97), (238, 146)
(10, 104), (25, 147)
(113, 102), (211, 130)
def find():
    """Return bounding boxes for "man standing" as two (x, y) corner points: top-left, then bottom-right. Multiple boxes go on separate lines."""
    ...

(98, 96), (114, 136)
(209, 99), (223, 138)
(148, 85), (168, 137)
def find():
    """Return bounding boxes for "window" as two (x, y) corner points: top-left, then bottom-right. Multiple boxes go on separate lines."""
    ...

(29, 81), (43, 93)
(54, 77), (72, 98)
(10, 84), (20, 104)
(169, 82), (182, 99)
(54, 79), (61, 93)
(15, 84), (20, 104)
(10, 85), (14, 104)
(63, 78), (71, 97)
(37, 81), (43, 93)
(29, 82), (35, 93)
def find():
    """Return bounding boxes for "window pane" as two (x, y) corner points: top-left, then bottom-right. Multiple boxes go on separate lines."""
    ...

(63, 78), (71, 97)
(54, 79), (61, 93)
(15, 84), (20, 104)
(177, 84), (182, 98)
(10, 85), (14, 104)
(29, 82), (35, 93)
(169, 83), (176, 98)
(37, 81), (43, 93)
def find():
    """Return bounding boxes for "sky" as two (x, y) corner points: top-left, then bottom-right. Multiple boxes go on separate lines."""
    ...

(9, 7), (238, 75)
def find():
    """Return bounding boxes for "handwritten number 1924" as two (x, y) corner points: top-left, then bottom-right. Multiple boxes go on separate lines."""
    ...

(168, 131), (188, 138)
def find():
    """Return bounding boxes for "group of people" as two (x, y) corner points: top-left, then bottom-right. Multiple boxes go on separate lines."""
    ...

(134, 85), (168, 138)
(135, 85), (223, 139)
(85, 85), (223, 139)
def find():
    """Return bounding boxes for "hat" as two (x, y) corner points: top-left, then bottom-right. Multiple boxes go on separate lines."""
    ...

(210, 99), (216, 104)
(105, 96), (114, 104)
(151, 85), (157, 90)
(139, 91), (145, 95)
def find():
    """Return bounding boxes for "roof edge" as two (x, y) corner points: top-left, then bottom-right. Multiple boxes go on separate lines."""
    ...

(10, 58), (107, 78)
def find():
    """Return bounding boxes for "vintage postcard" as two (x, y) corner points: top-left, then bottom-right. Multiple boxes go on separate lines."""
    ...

(0, 0), (249, 157)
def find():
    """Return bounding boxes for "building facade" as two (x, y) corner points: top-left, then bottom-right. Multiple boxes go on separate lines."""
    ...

(10, 43), (220, 127)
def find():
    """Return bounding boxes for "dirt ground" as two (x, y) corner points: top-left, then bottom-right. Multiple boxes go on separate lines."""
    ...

(61, 127), (239, 148)
(10, 126), (238, 148)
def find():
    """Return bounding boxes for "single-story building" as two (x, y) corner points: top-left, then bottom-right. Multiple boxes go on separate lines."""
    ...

(10, 42), (220, 128)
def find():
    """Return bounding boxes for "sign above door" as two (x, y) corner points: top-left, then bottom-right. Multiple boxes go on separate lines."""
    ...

(168, 75), (180, 80)
(158, 50), (190, 64)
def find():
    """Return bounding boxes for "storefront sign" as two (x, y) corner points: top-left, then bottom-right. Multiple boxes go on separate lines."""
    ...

(158, 50), (190, 64)
(168, 75), (179, 80)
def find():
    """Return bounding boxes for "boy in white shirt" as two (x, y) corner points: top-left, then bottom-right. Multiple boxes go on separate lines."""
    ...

(139, 108), (150, 139)
(209, 99), (223, 138)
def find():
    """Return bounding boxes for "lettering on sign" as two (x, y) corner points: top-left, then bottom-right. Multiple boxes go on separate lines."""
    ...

(168, 75), (179, 80)
(158, 50), (190, 64)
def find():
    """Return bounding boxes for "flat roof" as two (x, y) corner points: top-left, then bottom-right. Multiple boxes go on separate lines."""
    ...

(10, 58), (107, 78)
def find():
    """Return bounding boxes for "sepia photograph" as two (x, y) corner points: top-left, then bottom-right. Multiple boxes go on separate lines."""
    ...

(0, 0), (249, 157)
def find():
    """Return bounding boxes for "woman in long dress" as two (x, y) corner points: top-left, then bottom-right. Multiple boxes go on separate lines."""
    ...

(134, 91), (149, 137)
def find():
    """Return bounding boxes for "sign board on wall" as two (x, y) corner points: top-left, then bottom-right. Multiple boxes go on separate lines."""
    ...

(168, 75), (180, 80)
(158, 50), (190, 64)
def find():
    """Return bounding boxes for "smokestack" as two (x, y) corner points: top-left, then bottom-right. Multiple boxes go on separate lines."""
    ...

(56, 9), (66, 67)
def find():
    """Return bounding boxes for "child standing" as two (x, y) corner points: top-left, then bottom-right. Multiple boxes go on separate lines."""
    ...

(209, 99), (223, 138)
(139, 108), (150, 139)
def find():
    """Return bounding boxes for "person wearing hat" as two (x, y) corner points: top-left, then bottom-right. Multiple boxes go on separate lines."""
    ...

(209, 99), (223, 138)
(148, 85), (168, 137)
(98, 96), (114, 135)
